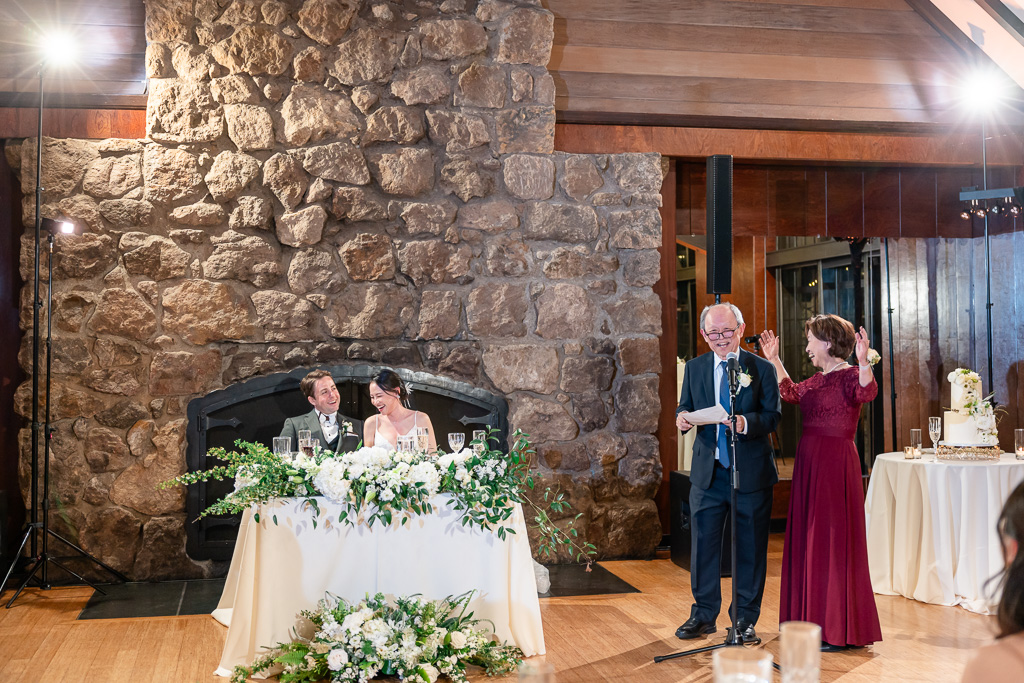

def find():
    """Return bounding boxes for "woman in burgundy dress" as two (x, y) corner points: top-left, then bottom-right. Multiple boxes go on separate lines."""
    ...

(760, 314), (882, 652)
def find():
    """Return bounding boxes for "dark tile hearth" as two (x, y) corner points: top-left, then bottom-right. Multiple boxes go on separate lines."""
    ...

(539, 562), (640, 598)
(78, 578), (225, 620)
(78, 563), (635, 620)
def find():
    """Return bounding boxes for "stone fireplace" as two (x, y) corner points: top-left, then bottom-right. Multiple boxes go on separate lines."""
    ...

(10, 0), (664, 580)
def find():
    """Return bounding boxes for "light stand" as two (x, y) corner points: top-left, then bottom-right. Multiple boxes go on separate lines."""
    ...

(0, 62), (127, 607)
(654, 359), (763, 664)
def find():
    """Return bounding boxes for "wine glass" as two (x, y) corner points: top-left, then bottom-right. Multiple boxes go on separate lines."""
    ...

(297, 429), (312, 443)
(299, 438), (315, 458)
(928, 417), (941, 453)
(472, 429), (487, 455)
(448, 432), (465, 453)
(273, 436), (291, 459)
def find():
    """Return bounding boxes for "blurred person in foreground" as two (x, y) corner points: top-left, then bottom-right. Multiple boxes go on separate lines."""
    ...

(961, 480), (1024, 681)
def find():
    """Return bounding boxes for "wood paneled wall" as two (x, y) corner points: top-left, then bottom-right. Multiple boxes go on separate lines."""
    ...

(676, 162), (1024, 240)
(882, 233), (1024, 453)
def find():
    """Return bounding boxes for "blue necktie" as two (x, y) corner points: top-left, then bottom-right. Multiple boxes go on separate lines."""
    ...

(718, 359), (730, 468)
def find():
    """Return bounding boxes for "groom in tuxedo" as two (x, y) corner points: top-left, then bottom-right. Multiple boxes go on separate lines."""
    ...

(280, 370), (363, 453)
(674, 303), (781, 643)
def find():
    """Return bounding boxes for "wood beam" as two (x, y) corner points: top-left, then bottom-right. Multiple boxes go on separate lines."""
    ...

(554, 123), (1024, 167)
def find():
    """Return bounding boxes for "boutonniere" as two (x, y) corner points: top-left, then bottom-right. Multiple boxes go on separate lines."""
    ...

(737, 370), (752, 390)
(341, 420), (354, 436)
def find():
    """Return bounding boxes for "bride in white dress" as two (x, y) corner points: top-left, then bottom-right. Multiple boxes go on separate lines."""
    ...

(362, 369), (438, 453)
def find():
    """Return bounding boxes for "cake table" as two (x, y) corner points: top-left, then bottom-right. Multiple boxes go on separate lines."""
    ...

(865, 451), (1024, 614)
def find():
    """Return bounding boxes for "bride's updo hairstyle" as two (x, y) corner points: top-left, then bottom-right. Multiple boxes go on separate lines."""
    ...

(371, 369), (411, 407)
(804, 314), (855, 360)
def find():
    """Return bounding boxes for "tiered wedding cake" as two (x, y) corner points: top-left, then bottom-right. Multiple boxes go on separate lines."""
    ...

(939, 368), (1000, 460)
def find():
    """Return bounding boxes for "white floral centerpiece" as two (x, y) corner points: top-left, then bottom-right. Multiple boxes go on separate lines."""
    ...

(230, 591), (522, 683)
(947, 368), (1000, 446)
(162, 429), (596, 559)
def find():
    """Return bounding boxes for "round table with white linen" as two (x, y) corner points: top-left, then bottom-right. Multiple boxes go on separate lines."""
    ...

(865, 451), (1024, 614)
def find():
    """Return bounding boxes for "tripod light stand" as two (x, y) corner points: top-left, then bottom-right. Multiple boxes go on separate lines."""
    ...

(0, 48), (128, 608)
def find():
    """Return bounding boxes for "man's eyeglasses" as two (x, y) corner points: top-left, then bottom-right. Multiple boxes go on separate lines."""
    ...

(703, 328), (738, 341)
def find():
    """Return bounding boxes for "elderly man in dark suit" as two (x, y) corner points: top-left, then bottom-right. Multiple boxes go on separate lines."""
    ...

(674, 302), (781, 644)
(280, 370), (363, 453)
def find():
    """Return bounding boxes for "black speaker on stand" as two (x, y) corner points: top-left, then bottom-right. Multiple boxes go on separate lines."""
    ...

(706, 154), (733, 302)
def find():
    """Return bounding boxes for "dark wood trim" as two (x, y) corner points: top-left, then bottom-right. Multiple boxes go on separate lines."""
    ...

(656, 158), (679, 534)
(0, 107), (147, 139)
(554, 123), (1024, 167)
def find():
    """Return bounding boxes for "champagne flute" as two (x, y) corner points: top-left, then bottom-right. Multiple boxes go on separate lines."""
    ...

(415, 426), (429, 452)
(448, 432), (465, 453)
(928, 417), (941, 453)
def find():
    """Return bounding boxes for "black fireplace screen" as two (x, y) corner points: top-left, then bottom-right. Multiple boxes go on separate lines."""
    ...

(184, 365), (509, 561)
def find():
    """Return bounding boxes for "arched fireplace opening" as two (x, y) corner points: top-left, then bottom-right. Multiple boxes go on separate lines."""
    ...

(185, 366), (508, 561)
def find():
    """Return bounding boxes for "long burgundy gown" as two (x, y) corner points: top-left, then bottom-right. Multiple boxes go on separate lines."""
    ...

(779, 367), (882, 647)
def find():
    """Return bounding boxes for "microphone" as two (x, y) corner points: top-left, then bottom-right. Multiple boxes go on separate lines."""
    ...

(726, 351), (739, 391)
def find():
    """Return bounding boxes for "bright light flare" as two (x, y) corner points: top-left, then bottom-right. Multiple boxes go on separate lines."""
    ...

(58, 220), (74, 234)
(959, 69), (1011, 114)
(38, 29), (78, 68)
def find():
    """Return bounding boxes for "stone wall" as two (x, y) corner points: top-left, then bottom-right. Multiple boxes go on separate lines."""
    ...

(9, 0), (664, 579)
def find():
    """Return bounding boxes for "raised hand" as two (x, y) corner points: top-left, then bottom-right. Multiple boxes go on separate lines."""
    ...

(855, 326), (870, 365)
(759, 330), (780, 361)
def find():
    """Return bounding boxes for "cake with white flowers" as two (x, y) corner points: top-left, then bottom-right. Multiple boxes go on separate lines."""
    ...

(938, 368), (1001, 460)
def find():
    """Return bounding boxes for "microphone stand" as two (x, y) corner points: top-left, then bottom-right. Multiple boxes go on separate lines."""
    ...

(654, 356), (760, 664)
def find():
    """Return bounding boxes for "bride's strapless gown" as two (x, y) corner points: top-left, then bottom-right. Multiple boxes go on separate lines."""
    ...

(374, 413), (419, 451)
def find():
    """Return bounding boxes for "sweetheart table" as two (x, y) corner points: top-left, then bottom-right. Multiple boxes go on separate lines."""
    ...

(211, 494), (545, 676)
(865, 451), (1024, 614)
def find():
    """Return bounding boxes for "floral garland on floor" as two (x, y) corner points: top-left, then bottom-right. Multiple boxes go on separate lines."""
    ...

(230, 591), (522, 683)
(160, 428), (596, 562)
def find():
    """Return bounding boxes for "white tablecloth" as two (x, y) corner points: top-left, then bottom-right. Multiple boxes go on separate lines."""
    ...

(865, 451), (1024, 614)
(212, 494), (545, 676)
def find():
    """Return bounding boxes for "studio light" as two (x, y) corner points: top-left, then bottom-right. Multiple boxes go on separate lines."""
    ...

(0, 28), (126, 608)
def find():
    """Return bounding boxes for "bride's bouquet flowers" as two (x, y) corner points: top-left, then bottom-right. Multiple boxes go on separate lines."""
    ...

(230, 591), (522, 683)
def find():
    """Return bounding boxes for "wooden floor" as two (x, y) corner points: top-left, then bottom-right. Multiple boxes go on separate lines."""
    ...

(0, 534), (993, 682)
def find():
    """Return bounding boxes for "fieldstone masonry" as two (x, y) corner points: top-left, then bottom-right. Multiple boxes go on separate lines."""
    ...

(9, 0), (664, 579)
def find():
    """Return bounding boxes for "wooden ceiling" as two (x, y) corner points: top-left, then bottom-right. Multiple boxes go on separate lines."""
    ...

(545, 0), (1024, 131)
(0, 0), (1023, 134)
(0, 0), (147, 108)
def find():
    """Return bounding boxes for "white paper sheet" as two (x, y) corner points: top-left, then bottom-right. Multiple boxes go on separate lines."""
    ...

(679, 405), (728, 425)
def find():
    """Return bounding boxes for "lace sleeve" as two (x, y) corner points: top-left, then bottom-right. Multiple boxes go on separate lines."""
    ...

(844, 369), (878, 404)
(779, 376), (805, 405)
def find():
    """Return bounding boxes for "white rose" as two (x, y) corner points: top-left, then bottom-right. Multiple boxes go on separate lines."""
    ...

(437, 452), (456, 471)
(341, 611), (367, 634)
(738, 372), (751, 388)
(327, 648), (349, 671)
(449, 630), (467, 649)
(420, 663), (439, 683)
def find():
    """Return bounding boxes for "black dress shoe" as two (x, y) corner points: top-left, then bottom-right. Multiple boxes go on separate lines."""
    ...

(675, 617), (716, 640)
(820, 641), (846, 653)
(731, 622), (760, 645)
